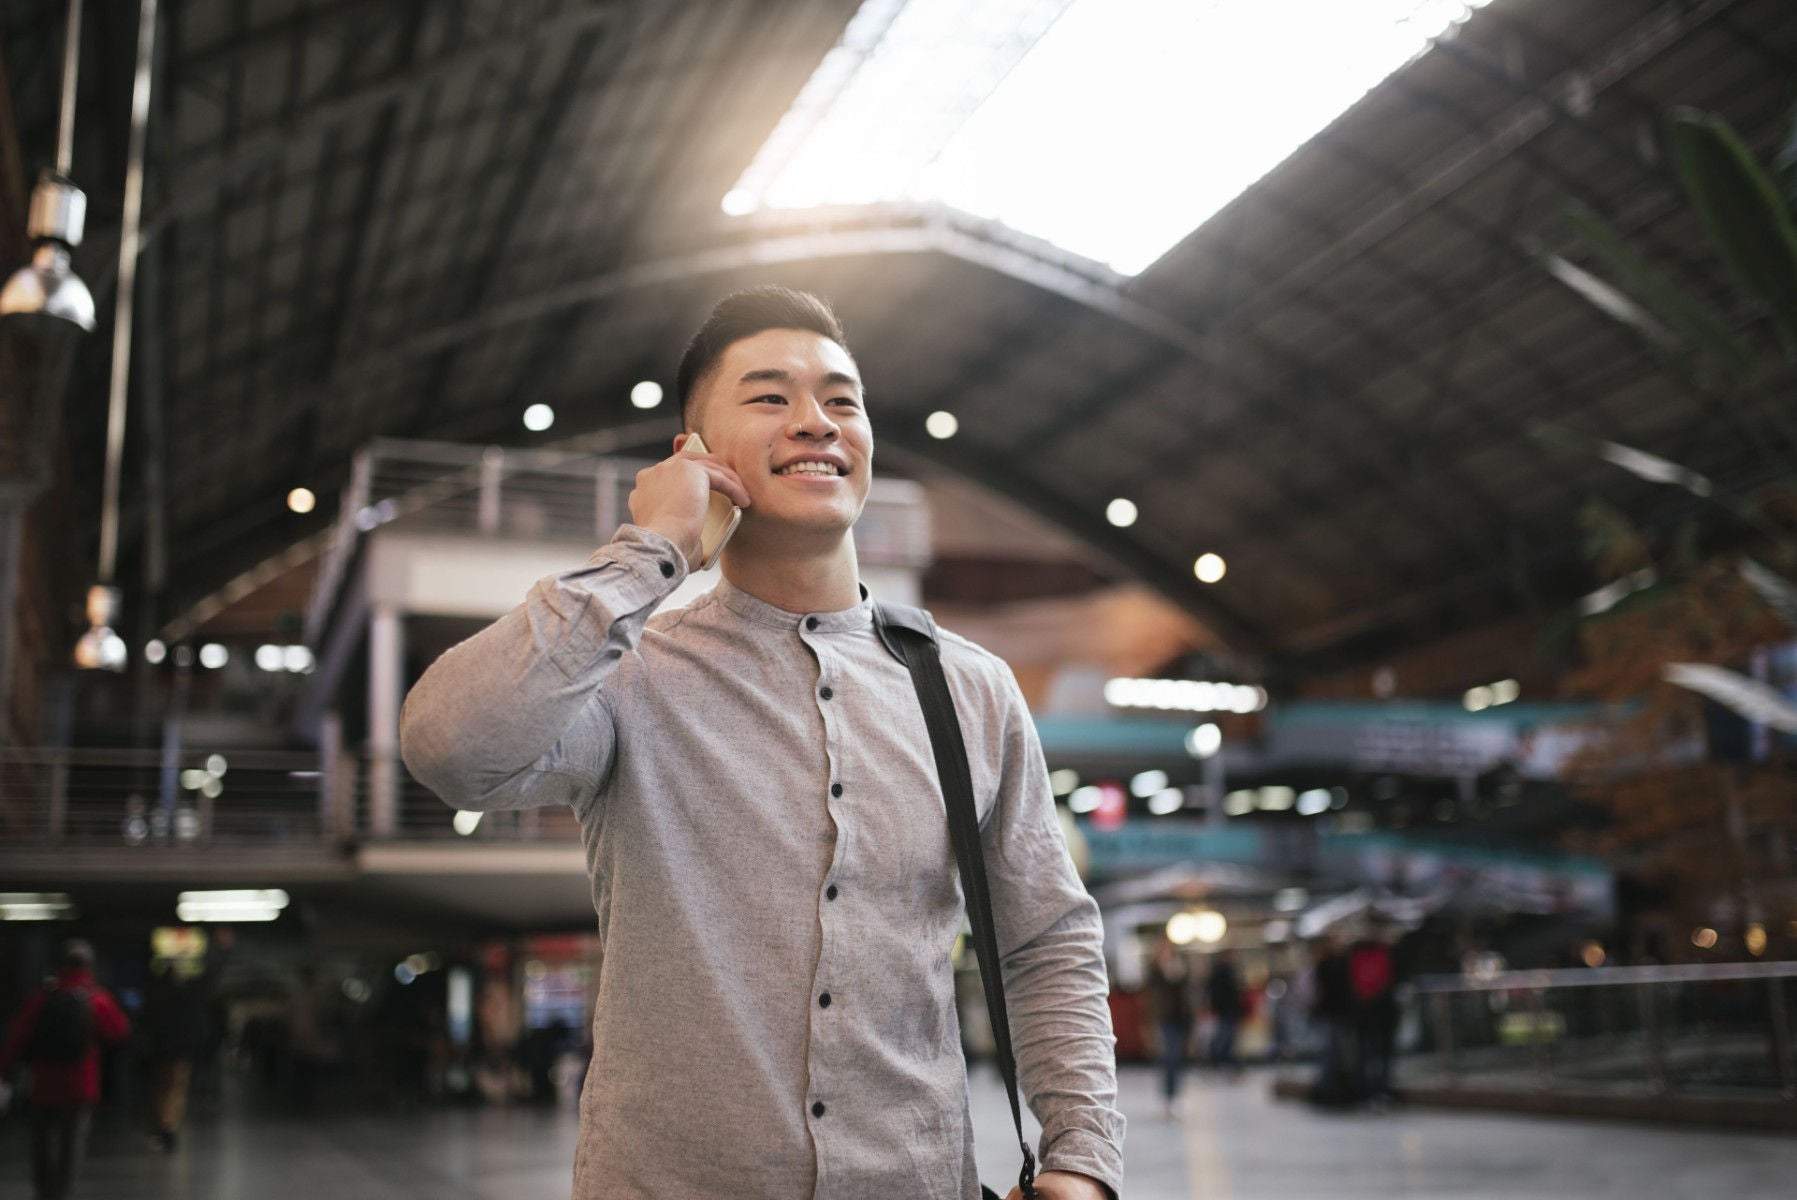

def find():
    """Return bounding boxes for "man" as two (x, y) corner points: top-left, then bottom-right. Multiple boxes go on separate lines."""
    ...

(142, 962), (210, 1150)
(1204, 950), (1244, 1079)
(0, 940), (132, 1199)
(1349, 930), (1399, 1105)
(1142, 936), (1193, 1118)
(1307, 935), (1356, 1106)
(402, 286), (1123, 1199)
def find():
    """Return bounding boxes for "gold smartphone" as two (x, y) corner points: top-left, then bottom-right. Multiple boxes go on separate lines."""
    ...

(681, 433), (742, 571)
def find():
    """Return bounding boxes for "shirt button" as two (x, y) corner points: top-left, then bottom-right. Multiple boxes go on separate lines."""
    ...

(806, 617), (819, 631)
(819, 685), (833, 701)
(826, 885), (838, 901)
(658, 561), (674, 578)
(819, 992), (832, 1008)
(831, 783), (843, 798)
(812, 1101), (826, 1118)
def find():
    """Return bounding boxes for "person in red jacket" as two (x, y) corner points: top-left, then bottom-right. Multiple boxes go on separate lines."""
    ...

(0, 940), (132, 1200)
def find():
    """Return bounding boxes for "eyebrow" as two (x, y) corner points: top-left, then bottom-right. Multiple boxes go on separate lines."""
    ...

(737, 367), (864, 395)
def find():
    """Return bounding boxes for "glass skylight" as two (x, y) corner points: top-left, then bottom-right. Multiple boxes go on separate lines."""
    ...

(725, 0), (1496, 275)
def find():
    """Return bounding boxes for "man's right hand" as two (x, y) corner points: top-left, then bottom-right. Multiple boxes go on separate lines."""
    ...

(627, 444), (750, 567)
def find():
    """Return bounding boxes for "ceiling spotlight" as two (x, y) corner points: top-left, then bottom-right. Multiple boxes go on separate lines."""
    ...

(1067, 785), (1103, 814)
(287, 487), (316, 514)
(631, 380), (664, 409)
(198, 643), (228, 670)
(1129, 769), (1169, 798)
(522, 403), (555, 432)
(1257, 786), (1296, 811)
(143, 639), (166, 665)
(925, 411), (958, 440)
(255, 644), (283, 671)
(1147, 788), (1184, 816)
(1194, 553), (1227, 583)
(1105, 498), (1138, 527)
(1185, 723), (1222, 759)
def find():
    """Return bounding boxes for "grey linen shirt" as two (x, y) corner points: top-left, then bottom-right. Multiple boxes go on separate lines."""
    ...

(400, 525), (1124, 1199)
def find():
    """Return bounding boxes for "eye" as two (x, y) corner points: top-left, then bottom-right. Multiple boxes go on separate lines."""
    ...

(749, 393), (788, 405)
(828, 396), (860, 408)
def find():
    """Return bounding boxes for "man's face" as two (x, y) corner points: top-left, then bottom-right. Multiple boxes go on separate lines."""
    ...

(680, 327), (873, 542)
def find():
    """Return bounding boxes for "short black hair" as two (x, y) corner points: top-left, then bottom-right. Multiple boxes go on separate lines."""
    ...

(676, 286), (849, 427)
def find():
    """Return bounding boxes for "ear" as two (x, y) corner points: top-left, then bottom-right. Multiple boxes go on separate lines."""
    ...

(672, 432), (691, 454)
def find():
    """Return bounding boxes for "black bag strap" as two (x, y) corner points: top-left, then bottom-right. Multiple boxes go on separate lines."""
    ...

(874, 601), (1037, 1200)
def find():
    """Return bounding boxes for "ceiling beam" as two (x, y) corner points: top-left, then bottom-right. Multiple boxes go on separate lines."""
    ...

(143, 1), (629, 240)
(1185, 0), (1743, 338)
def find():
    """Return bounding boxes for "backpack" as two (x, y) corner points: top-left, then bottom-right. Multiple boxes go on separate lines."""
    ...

(1348, 942), (1394, 1003)
(25, 982), (93, 1063)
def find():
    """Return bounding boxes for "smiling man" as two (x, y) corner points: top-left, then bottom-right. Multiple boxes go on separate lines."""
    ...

(400, 287), (1124, 1200)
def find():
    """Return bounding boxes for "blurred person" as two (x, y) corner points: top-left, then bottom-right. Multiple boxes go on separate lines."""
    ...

(0, 940), (132, 1200)
(286, 967), (325, 1110)
(1307, 936), (1357, 1106)
(1143, 936), (1194, 1117)
(1205, 950), (1246, 1078)
(1349, 931), (1400, 1106)
(472, 974), (525, 1104)
(141, 963), (211, 1151)
(402, 287), (1123, 1200)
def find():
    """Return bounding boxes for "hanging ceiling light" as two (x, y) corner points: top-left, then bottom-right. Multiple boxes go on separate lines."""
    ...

(0, 1), (94, 509)
(71, 0), (158, 671)
(71, 584), (126, 671)
(2, 0), (93, 332)
(0, 175), (94, 331)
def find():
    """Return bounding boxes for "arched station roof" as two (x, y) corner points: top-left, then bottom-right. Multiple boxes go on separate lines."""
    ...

(4, 0), (1795, 676)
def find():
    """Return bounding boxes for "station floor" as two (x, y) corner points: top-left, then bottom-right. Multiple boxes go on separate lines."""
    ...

(3, 1064), (1793, 1199)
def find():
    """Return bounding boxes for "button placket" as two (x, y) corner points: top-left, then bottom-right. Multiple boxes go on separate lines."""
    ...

(808, 633), (849, 1161)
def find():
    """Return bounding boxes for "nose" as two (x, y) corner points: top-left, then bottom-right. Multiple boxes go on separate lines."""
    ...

(788, 395), (840, 441)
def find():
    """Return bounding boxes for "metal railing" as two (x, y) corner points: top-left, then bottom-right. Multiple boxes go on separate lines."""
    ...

(0, 747), (329, 846)
(0, 747), (581, 848)
(1406, 962), (1797, 1101)
(306, 438), (932, 643)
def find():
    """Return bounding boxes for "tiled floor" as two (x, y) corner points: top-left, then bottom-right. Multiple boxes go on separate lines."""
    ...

(3, 1065), (1794, 1198)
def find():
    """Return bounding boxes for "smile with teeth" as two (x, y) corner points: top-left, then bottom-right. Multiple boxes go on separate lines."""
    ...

(775, 462), (843, 476)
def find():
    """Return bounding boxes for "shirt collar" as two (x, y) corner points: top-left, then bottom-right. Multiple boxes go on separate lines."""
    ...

(712, 575), (874, 634)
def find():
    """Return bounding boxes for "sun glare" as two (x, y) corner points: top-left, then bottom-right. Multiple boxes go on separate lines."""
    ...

(726, 0), (1494, 274)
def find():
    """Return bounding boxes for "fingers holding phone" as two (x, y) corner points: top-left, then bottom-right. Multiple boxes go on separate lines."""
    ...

(680, 434), (745, 570)
(626, 437), (747, 568)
